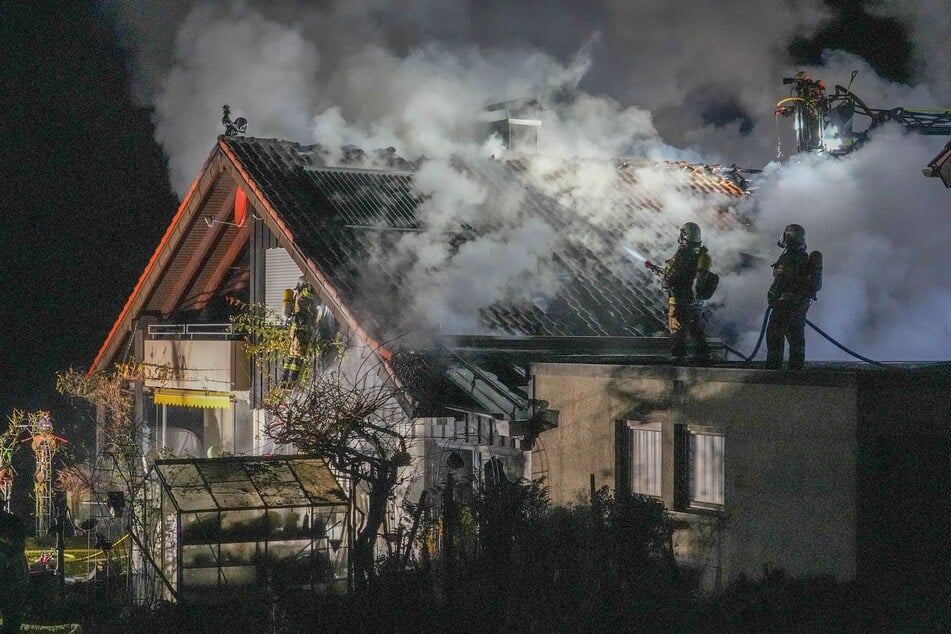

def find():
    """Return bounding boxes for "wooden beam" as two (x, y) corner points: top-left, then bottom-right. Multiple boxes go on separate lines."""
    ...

(186, 218), (252, 310)
(160, 186), (237, 315)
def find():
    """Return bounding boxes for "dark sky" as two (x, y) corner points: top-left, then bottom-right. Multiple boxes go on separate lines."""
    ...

(0, 2), (177, 440)
(0, 1), (914, 441)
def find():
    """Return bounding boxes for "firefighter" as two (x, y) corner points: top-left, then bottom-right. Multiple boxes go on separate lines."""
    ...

(280, 276), (317, 390)
(0, 509), (28, 634)
(765, 224), (820, 371)
(662, 222), (711, 365)
(793, 71), (826, 103)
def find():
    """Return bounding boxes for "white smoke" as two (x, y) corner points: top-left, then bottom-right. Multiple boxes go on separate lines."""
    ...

(720, 128), (950, 361)
(152, 3), (322, 188)
(109, 0), (951, 360)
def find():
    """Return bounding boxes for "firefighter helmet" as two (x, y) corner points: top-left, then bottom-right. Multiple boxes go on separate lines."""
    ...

(295, 275), (308, 289)
(678, 222), (702, 246)
(778, 224), (806, 248)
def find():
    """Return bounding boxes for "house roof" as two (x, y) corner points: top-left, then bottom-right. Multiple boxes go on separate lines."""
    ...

(220, 136), (746, 337)
(92, 135), (748, 381)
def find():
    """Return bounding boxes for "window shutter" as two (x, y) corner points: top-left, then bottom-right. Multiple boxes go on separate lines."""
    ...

(630, 428), (662, 497)
(689, 433), (724, 506)
(264, 249), (303, 322)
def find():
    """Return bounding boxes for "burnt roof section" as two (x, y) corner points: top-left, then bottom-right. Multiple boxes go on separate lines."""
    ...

(221, 136), (747, 342)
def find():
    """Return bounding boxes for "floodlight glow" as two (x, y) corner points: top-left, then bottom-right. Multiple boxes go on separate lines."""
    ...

(824, 137), (843, 151)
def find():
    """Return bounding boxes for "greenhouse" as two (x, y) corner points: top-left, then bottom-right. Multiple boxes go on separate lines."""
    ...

(135, 455), (349, 603)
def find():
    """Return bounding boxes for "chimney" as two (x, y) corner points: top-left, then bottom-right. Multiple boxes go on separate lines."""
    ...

(486, 98), (544, 154)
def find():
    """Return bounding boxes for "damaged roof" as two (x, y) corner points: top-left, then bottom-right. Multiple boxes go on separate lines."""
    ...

(222, 136), (747, 338)
(92, 135), (748, 376)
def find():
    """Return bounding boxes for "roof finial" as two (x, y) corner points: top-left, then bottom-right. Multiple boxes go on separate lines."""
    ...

(222, 104), (248, 137)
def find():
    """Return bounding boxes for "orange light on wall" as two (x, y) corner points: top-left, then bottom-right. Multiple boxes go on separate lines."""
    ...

(235, 186), (248, 226)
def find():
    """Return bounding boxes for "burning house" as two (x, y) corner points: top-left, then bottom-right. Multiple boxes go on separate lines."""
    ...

(93, 102), (948, 600)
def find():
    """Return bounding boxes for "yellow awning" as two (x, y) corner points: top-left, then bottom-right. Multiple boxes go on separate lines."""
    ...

(153, 388), (232, 409)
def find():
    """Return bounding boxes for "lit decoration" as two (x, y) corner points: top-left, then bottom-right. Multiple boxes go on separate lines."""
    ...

(0, 418), (19, 512)
(25, 413), (67, 536)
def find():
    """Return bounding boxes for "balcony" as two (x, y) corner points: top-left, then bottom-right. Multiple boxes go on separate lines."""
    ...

(143, 324), (250, 393)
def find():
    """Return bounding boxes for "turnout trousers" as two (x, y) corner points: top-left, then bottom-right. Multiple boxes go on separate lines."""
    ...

(280, 323), (312, 389)
(765, 307), (807, 370)
(668, 302), (709, 363)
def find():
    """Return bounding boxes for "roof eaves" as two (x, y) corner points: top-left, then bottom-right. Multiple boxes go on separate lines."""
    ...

(89, 147), (222, 375)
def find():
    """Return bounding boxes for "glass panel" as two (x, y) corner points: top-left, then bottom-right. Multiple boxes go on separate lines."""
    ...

(690, 434), (724, 506)
(218, 565), (256, 586)
(291, 460), (346, 503)
(181, 544), (218, 568)
(209, 481), (261, 510)
(181, 511), (221, 542)
(220, 510), (278, 540)
(174, 486), (216, 512)
(630, 428), (662, 497)
(268, 539), (312, 563)
(220, 542), (256, 566)
(270, 508), (311, 538)
(246, 461), (297, 485)
(259, 482), (310, 508)
(159, 463), (203, 487)
(182, 567), (220, 587)
(198, 461), (249, 483)
(322, 511), (345, 543)
(266, 540), (335, 589)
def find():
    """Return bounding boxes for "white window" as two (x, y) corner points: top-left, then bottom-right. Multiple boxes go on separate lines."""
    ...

(629, 422), (662, 497)
(689, 432), (724, 507)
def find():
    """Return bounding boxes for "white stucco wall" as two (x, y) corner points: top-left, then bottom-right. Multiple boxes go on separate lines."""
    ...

(531, 363), (858, 592)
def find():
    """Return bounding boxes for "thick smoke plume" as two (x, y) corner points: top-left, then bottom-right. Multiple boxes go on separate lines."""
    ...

(109, 0), (951, 360)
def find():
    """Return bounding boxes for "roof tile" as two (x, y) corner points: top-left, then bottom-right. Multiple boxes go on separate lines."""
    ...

(222, 136), (747, 341)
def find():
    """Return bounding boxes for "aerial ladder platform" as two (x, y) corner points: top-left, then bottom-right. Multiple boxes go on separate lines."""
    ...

(775, 71), (951, 187)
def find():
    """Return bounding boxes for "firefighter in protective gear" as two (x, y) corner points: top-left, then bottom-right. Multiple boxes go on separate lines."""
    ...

(280, 276), (317, 390)
(765, 224), (817, 370)
(662, 222), (711, 365)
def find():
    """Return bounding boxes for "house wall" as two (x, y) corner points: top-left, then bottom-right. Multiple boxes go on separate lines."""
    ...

(202, 406), (233, 455)
(854, 371), (951, 601)
(143, 339), (249, 392)
(531, 362), (858, 592)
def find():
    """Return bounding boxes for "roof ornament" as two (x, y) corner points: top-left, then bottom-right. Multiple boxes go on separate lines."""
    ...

(221, 105), (248, 137)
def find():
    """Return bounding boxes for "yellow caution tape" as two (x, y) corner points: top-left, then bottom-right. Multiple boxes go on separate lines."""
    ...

(75, 534), (129, 561)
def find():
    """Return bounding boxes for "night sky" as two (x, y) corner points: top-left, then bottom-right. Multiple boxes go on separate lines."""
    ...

(0, 1), (917, 441)
(1, 2), (177, 444)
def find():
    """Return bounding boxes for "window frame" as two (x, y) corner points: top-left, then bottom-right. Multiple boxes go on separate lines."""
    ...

(626, 421), (663, 498)
(685, 427), (725, 510)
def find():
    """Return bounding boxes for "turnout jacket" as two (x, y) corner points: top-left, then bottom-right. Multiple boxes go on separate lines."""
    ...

(768, 247), (813, 310)
(662, 244), (711, 305)
(290, 284), (317, 330)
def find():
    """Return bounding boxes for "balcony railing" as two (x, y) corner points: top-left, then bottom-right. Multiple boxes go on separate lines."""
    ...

(148, 323), (240, 339)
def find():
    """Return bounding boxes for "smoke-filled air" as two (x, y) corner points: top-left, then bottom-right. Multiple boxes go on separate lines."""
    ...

(108, 0), (950, 360)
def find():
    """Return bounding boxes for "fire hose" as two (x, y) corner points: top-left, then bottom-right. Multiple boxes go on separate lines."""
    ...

(722, 307), (893, 369)
(643, 259), (897, 369)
